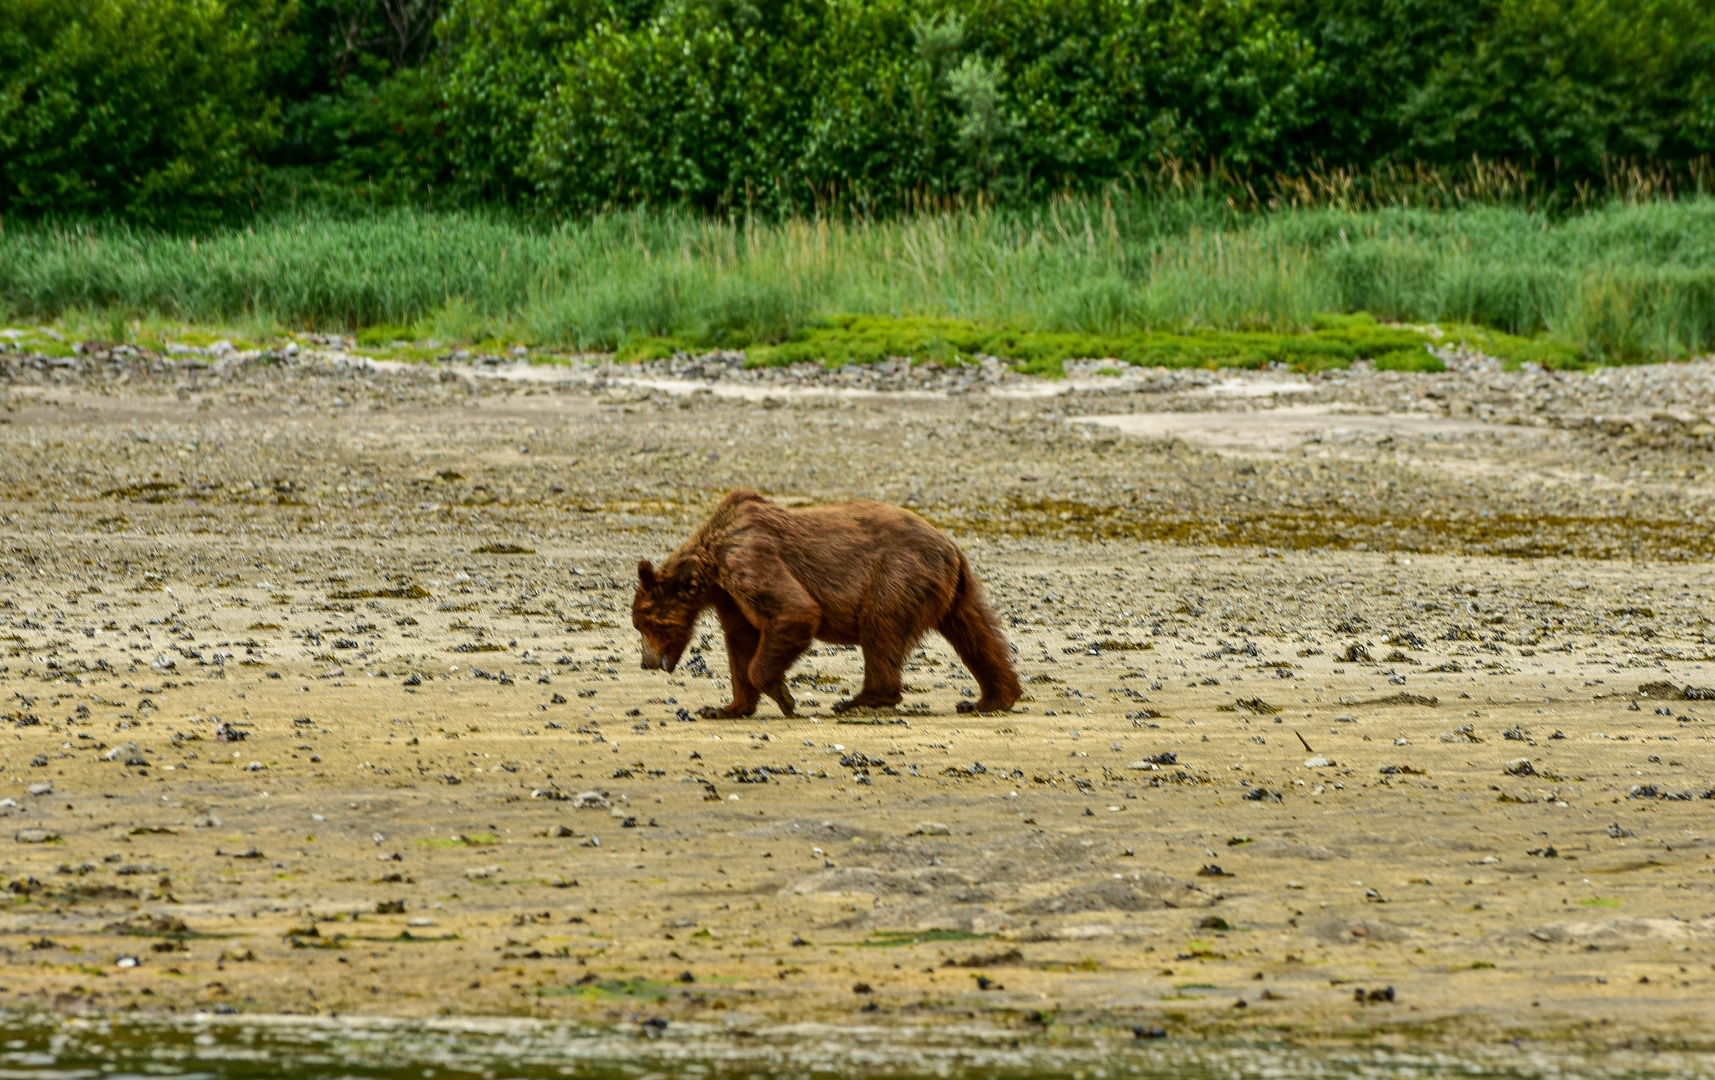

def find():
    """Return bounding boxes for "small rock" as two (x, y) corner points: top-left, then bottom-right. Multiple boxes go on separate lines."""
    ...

(1128, 751), (1178, 769)
(15, 828), (58, 844)
(26, 782), (52, 796)
(914, 822), (951, 836)
(1304, 755), (1332, 768)
(465, 864), (502, 879)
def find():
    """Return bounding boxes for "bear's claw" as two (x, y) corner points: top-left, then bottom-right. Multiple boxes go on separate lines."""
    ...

(700, 702), (761, 719)
(832, 696), (901, 714)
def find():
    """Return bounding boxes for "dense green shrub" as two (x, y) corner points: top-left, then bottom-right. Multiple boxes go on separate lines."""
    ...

(267, 68), (455, 207)
(1, 0), (1712, 222)
(1397, 0), (1715, 180)
(1274, 0), (1498, 165)
(0, 0), (277, 226)
(440, 0), (649, 203)
(509, 0), (1715, 213)
(527, 0), (834, 213)
(247, 0), (460, 209)
(523, 0), (1324, 213)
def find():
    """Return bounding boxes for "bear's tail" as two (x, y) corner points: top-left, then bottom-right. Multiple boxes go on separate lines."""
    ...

(938, 550), (1022, 712)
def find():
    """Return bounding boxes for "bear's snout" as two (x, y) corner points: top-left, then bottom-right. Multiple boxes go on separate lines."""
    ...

(640, 639), (675, 673)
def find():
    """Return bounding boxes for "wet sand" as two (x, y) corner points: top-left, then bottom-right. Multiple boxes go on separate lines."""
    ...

(0, 345), (1712, 1051)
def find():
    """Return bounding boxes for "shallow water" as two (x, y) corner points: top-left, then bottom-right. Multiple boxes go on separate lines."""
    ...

(1, 1016), (1713, 1080)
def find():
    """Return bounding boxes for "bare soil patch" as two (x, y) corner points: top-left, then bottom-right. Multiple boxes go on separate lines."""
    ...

(0, 350), (1711, 1049)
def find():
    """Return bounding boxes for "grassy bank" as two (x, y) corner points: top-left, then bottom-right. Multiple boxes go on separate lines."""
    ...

(3, 194), (1714, 369)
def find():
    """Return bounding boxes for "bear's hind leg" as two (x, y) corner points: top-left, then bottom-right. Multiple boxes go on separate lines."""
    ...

(834, 634), (910, 712)
(939, 603), (1021, 713)
(939, 556), (1021, 713)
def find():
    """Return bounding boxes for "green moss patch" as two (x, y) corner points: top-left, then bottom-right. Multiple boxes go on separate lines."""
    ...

(745, 313), (1437, 376)
(610, 312), (1579, 377)
(540, 976), (677, 1001)
(1441, 325), (1587, 370)
(929, 498), (1715, 562)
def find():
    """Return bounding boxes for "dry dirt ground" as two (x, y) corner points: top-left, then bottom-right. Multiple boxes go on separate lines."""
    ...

(0, 344), (1713, 1052)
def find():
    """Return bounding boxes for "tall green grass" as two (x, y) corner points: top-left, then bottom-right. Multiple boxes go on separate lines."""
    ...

(3, 193), (1714, 364)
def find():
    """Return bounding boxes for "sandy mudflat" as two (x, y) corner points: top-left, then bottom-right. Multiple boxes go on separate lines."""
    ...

(0, 345), (1712, 1050)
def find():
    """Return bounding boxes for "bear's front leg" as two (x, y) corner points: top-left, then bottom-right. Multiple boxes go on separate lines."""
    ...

(766, 679), (796, 717)
(747, 616), (815, 714)
(717, 569), (816, 719)
(700, 594), (763, 718)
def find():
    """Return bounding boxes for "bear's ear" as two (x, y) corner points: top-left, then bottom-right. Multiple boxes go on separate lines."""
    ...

(674, 554), (704, 591)
(637, 560), (657, 589)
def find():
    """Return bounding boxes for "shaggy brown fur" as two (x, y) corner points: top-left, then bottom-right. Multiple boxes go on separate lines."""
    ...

(632, 489), (1021, 718)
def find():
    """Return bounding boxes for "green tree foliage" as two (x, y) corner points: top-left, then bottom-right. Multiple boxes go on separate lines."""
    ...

(1276, 0), (1497, 163)
(0, 0), (278, 226)
(1, 0), (1712, 222)
(268, 66), (453, 205)
(524, 0), (1324, 213)
(440, 0), (653, 202)
(1396, 0), (1715, 180)
(516, 0), (1715, 213)
(255, 0), (457, 207)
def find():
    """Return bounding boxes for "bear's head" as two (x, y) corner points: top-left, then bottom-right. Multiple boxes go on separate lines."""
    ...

(632, 557), (706, 672)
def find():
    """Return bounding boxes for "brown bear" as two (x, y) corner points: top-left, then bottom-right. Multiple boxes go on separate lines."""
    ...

(632, 489), (1021, 718)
